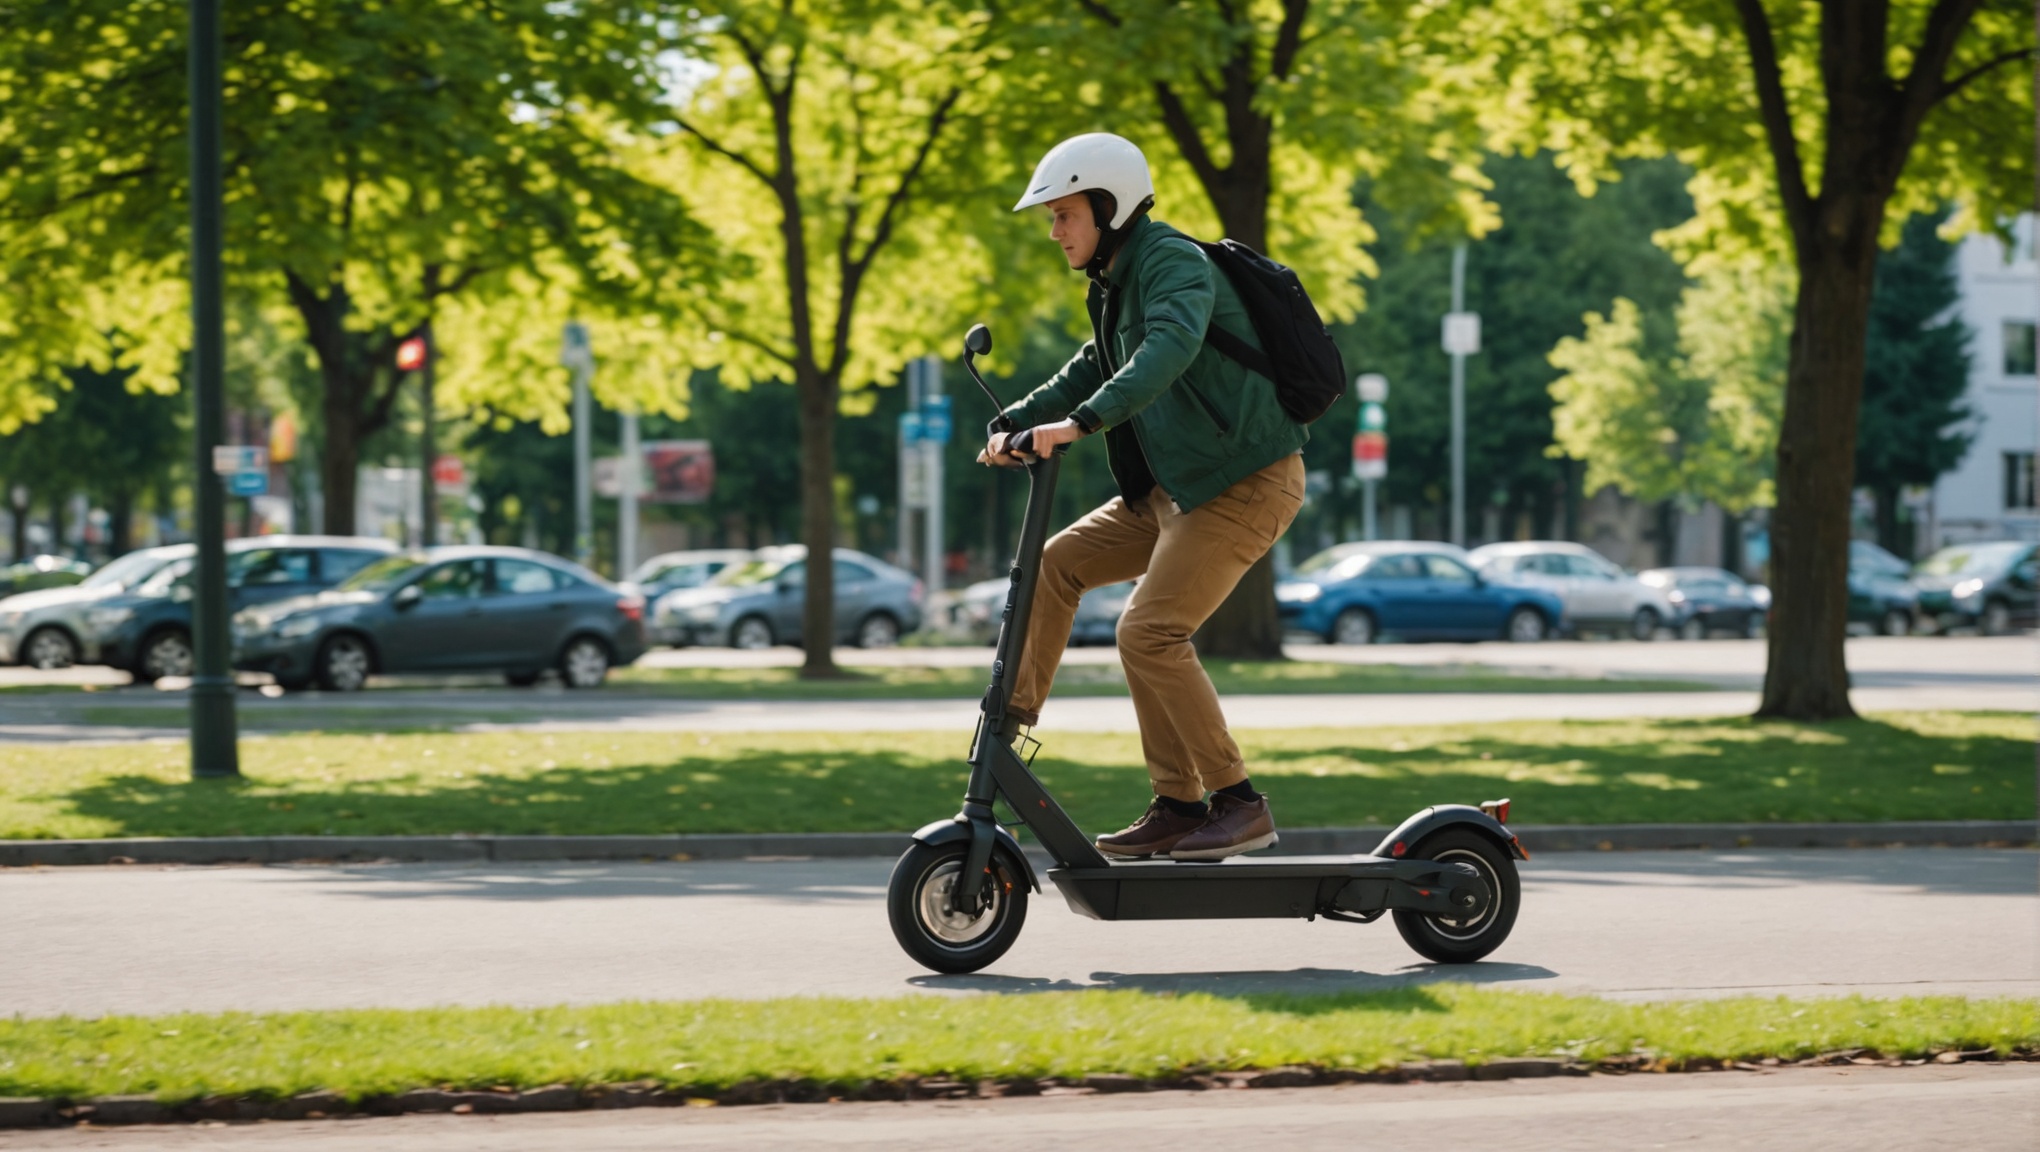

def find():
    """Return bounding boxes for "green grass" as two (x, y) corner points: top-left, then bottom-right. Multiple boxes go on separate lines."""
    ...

(0, 712), (2026, 839)
(609, 659), (1718, 698)
(1, 989), (2032, 1101)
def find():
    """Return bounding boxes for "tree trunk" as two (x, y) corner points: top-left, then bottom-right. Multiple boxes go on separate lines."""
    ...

(798, 364), (839, 677)
(48, 491), (67, 557)
(109, 488), (134, 555)
(1758, 239), (1880, 720)
(9, 487), (28, 560)
(1872, 484), (1903, 556)
(320, 374), (361, 537)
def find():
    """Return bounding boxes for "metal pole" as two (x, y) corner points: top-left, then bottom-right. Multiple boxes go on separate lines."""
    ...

(418, 322), (436, 547)
(1363, 478), (1377, 541)
(572, 359), (592, 567)
(187, 0), (237, 778)
(618, 410), (640, 576)
(921, 356), (943, 598)
(1449, 243), (1467, 548)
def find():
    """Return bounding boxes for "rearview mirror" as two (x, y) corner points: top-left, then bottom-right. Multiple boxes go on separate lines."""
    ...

(392, 584), (423, 610)
(964, 323), (992, 357)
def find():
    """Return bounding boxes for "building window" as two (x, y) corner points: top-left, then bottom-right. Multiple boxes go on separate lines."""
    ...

(2007, 453), (2038, 511)
(2008, 320), (2038, 377)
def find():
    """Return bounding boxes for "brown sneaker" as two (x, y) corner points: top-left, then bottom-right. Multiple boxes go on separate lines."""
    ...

(1169, 792), (1278, 860)
(1096, 800), (1208, 859)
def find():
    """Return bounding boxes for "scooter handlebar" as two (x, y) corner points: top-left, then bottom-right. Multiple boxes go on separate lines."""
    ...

(1007, 426), (1068, 459)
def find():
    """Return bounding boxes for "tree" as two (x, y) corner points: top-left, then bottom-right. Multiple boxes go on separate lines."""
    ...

(1857, 211), (1975, 552)
(1028, 0), (1492, 657)
(0, 1), (712, 535)
(652, 0), (1016, 677)
(1463, 0), (2034, 719)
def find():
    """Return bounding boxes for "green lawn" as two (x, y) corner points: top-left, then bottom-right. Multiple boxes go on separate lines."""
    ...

(0, 712), (2026, 839)
(2, 988), (2032, 1102)
(609, 659), (1718, 698)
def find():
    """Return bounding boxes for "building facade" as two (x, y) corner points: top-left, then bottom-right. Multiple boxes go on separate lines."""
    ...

(1929, 214), (2039, 548)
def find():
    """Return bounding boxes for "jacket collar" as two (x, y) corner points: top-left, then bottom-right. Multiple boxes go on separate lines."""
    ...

(1099, 216), (1160, 288)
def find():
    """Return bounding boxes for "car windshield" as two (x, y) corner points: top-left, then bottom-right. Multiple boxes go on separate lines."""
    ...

(137, 559), (196, 596)
(711, 558), (790, 587)
(1295, 547), (1363, 575)
(336, 553), (433, 592)
(1917, 542), (2026, 577)
(80, 550), (173, 591)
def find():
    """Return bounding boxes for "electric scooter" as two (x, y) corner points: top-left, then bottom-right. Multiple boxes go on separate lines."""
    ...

(886, 323), (1528, 975)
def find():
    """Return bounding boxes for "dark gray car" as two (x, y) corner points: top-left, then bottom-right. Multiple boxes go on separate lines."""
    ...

(233, 546), (647, 690)
(653, 545), (924, 649)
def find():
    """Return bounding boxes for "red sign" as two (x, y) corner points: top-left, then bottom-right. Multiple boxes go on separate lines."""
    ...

(431, 453), (466, 491)
(643, 440), (715, 504)
(396, 336), (429, 373)
(1353, 432), (1387, 462)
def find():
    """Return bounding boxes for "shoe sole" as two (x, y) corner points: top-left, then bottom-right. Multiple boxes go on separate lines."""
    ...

(1096, 840), (1188, 860)
(1167, 830), (1279, 861)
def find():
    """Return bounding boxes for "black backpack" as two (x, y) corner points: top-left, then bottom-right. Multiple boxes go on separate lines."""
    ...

(1187, 238), (1348, 424)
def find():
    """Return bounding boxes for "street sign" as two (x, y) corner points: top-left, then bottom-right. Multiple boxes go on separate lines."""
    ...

(1359, 401), (1386, 432)
(396, 335), (428, 373)
(900, 411), (926, 443)
(560, 321), (594, 372)
(1442, 311), (1482, 356)
(211, 445), (267, 475)
(920, 395), (953, 444)
(1356, 373), (1388, 403)
(1352, 431), (1387, 480)
(431, 453), (466, 494)
(227, 468), (268, 497)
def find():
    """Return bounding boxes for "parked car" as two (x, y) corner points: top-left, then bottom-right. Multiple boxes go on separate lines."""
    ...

(1913, 540), (2038, 635)
(0, 555), (92, 596)
(954, 577), (1135, 645)
(627, 549), (754, 645)
(1467, 541), (1677, 640)
(1278, 541), (1566, 644)
(90, 536), (397, 682)
(0, 543), (192, 669)
(1847, 540), (1923, 635)
(233, 546), (645, 691)
(653, 545), (923, 649)
(1637, 567), (1767, 639)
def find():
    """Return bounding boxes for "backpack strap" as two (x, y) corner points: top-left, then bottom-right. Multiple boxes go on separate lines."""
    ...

(1202, 322), (1276, 382)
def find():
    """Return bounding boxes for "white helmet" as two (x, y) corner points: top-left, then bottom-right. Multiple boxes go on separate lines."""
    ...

(1012, 133), (1154, 229)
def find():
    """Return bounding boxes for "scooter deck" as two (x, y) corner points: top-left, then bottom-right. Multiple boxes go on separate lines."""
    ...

(1047, 853), (1484, 923)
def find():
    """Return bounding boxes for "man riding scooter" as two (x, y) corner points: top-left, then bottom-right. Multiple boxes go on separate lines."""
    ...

(981, 132), (1308, 862)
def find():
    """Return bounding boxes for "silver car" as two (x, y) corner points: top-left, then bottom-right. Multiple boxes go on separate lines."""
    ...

(0, 544), (192, 668)
(955, 577), (1135, 645)
(1468, 541), (1677, 640)
(653, 545), (924, 649)
(627, 549), (754, 646)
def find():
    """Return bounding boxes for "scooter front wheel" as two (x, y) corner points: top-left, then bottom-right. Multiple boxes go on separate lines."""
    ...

(887, 841), (1029, 974)
(1392, 828), (1520, 965)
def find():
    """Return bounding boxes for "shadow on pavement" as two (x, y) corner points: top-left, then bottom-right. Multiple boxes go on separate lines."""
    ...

(1524, 847), (2038, 897)
(909, 961), (1558, 998)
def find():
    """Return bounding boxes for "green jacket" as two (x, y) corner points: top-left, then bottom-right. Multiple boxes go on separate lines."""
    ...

(1001, 216), (1308, 511)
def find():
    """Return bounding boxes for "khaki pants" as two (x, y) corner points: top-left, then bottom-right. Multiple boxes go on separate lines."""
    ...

(1010, 453), (1306, 803)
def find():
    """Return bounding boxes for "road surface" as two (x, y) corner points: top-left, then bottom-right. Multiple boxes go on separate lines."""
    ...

(3, 849), (2032, 1018)
(10, 1064), (2037, 1151)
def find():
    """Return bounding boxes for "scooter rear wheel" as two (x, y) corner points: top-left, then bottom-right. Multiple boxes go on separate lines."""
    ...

(1392, 828), (1520, 964)
(887, 841), (1029, 974)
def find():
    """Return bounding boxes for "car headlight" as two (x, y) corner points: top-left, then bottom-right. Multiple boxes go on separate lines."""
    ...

(1951, 579), (1984, 601)
(1275, 583), (1321, 604)
(0, 612), (20, 627)
(686, 604), (723, 622)
(274, 615), (323, 639)
(86, 607), (134, 629)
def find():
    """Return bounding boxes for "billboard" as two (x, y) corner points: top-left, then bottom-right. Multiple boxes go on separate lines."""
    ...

(643, 440), (715, 504)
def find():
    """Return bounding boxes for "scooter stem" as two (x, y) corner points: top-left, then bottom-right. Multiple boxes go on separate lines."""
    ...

(980, 448), (1062, 737)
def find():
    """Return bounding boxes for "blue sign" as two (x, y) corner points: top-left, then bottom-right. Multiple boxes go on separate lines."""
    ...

(920, 395), (953, 445)
(899, 412), (925, 442)
(227, 469), (268, 497)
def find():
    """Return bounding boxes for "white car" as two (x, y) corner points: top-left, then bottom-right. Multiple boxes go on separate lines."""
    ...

(1467, 541), (1677, 640)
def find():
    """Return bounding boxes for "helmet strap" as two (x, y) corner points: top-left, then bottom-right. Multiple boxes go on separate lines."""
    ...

(1084, 194), (1155, 278)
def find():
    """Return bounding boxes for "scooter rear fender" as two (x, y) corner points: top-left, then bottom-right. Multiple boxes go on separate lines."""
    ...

(912, 817), (1042, 892)
(1375, 804), (1528, 862)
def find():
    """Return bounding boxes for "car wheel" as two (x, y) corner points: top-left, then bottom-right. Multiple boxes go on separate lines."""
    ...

(1678, 617), (1706, 641)
(315, 634), (373, 693)
(21, 627), (78, 670)
(730, 615), (774, 650)
(854, 612), (901, 649)
(1504, 606), (1546, 643)
(1630, 607), (1660, 642)
(1880, 607), (1910, 637)
(1331, 607), (1376, 646)
(559, 636), (610, 689)
(139, 628), (195, 682)
(1981, 599), (2013, 636)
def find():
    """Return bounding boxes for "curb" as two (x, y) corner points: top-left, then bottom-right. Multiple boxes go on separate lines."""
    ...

(0, 820), (2029, 868)
(2, 1049), (2029, 1128)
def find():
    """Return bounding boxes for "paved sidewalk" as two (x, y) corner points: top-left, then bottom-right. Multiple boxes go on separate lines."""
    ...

(12, 1064), (2036, 1152)
(3, 849), (2031, 1018)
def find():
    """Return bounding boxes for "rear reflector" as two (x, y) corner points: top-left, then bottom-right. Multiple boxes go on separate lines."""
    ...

(1480, 798), (1511, 824)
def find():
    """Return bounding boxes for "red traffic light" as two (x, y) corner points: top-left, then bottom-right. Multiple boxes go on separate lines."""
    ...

(396, 336), (429, 372)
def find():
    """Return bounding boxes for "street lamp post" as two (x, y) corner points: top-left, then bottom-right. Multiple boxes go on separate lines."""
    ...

(1441, 245), (1481, 548)
(561, 323), (595, 567)
(187, 0), (238, 778)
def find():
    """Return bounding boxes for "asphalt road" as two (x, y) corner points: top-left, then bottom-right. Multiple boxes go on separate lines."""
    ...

(11, 1065), (2038, 1151)
(4, 849), (2033, 1018)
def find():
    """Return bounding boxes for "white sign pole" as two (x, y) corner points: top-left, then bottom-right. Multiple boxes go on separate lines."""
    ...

(618, 410), (640, 578)
(561, 323), (595, 567)
(1442, 246), (1481, 547)
(921, 356), (944, 599)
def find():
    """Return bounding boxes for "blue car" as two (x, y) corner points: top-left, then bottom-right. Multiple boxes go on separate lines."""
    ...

(1277, 542), (1566, 645)
(88, 536), (396, 682)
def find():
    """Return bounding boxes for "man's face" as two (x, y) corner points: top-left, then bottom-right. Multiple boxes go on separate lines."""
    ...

(1046, 192), (1099, 270)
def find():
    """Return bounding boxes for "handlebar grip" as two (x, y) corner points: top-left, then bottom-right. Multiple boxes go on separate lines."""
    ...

(1009, 426), (1037, 455)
